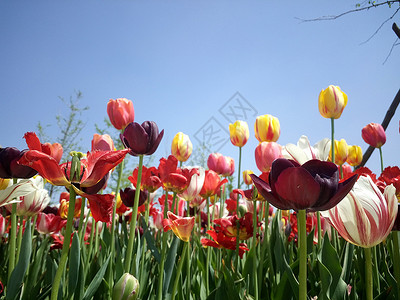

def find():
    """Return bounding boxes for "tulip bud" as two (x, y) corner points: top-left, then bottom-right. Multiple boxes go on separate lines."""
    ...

(207, 153), (235, 177)
(347, 145), (363, 166)
(242, 170), (254, 186)
(120, 187), (147, 208)
(112, 273), (139, 300)
(107, 98), (135, 131)
(328, 139), (348, 165)
(0, 147), (37, 179)
(255, 142), (282, 172)
(361, 123), (386, 148)
(254, 114), (280, 143)
(92, 134), (115, 151)
(171, 132), (193, 162)
(229, 120), (249, 147)
(318, 85), (348, 119)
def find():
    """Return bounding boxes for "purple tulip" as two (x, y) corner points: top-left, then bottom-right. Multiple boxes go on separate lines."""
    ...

(120, 121), (164, 156)
(0, 147), (37, 178)
(250, 158), (357, 211)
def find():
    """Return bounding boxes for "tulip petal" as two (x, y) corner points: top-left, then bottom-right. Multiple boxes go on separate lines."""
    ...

(274, 167), (320, 210)
(18, 150), (69, 186)
(81, 149), (128, 187)
(24, 132), (43, 151)
(147, 129), (164, 156)
(121, 122), (149, 155)
(84, 192), (114, 224)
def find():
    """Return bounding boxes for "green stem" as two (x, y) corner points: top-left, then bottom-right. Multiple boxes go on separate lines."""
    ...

(330, 118), (335, 163)
(51, 185), (77, 300)
(364, 247), (373, 300)
(258, 202), (272, 293)
(124, 155), (143, 273)
(252, 200), (259, 300)
(171, 242), (189, 300)
(108, 159), (125, 287)
(317, 211), (322, 249)
(235, 146), (242, 269)
(77, 197), (86, 239)
(298, 209), (307, 300)
(7, 178), (18, 281)
(206, 196), (211, 294)
(378, 147), (384, 173)
(15, 215), (24, 264)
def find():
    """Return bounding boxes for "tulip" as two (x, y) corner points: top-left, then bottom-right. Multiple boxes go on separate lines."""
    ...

(18, 136), (129, 223)
(201, 229), (249, 258)
(255, 142), (282, 172)
(120, 121), (164, 156)
(207, 153), (235, 177)
(229, 120), (249, 147)
(0, 214), (5, 238)
(5, 176), (50, 217)
(171, 132), (193, 162)
(213, 212), (256, 240)
(162, 211), (195, 242)
(129, 166), (161, 193)
(251, 158), (358, 211)
(0, 178), (10, 190)
(283, 135), (330, 165)
(107, 98), (135, 131)
(36, 212), (67, 234)
(362, 123), (386, 148)
(328, 139), (348, 165)
(0, 147), (37, 179)
(178, 167), (205, 202)
(23, 132), (63, 163)
(254, 114), (280, 143)
(347, 145), (363, 167)
(200, 170), (228, 199)
(242, 170), (254, 185)
(321, 175), (397, 247)
(112, 273), (139, 300)
(120, 187), (147, 208)
(0, 178), (43, 208)
(92, 133), (115, 151)
(318, 85), (348, 119)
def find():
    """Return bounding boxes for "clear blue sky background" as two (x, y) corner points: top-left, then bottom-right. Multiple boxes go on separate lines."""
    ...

(1, 1), (399, 190)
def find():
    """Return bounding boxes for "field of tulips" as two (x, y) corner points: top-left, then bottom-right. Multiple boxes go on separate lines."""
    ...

(0, 85), (399, 300)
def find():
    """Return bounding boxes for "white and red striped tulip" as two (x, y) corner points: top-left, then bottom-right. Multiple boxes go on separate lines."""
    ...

(321, 175), (397, 248)
(178, 167), (205, 202)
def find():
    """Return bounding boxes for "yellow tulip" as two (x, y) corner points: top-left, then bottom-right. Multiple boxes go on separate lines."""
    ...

(171, 132), (193, 162)
(329, 139), (348, 165)
(254, 114), (280, 143)
(229, 120), (249, 147)
(347, 145), (363, 167)
(0, 178), (10, 190)
(318, 85), (348, 119)
(242, 170), (254, 186)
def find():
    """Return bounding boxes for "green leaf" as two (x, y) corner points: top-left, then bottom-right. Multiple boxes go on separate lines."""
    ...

(142, 218), (161, 263)
(163, 236), (179, 295)
(68, 232), (81, 297)
(82, 254), (111, 300)
(6, 222), (32, 300)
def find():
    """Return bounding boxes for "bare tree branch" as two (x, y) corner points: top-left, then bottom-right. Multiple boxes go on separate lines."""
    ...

(393, 22), (400, 38)
(355, 88), (400, 169)
(296, 1), (400, 22)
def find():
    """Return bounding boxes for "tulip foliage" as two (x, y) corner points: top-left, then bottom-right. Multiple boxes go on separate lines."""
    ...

(0, 89), (399, 300)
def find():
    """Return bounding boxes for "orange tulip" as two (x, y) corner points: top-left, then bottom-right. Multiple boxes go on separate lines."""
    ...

(162, 211), (195, 242)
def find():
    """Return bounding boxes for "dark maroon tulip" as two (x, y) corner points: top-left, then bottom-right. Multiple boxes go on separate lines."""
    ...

(120, 187), (148, 208)
(250, 158), (358, 212)
(392, 204), (400, 231)
(0, 147), (37, 179)
(120, 121), (164, 156)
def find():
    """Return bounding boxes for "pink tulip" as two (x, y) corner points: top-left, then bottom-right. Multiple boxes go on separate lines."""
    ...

(36, 212), (67, 234)
(255, 142), (282, 172)
(207, 153), (235, 177)
(361, 123), (386, 148)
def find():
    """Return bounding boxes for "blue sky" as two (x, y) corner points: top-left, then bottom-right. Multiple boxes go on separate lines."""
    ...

(1, 1), (399, 184)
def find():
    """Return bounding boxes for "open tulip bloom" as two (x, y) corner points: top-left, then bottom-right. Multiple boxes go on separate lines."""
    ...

(250, 158), (358, 212)
(321, 175), (398, 247)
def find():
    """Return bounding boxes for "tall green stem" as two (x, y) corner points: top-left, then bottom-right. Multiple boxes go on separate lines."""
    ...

(15, 215), (24, 264)
(171, 242), (189, 300)
(206, 196), (211, 294)
(298, 209), (307, 300)
(236, 146), (242, 267)
(51, 185), (77, 300)
(364, 247), (373, 300)
(107, 158), (125, 289)
(317, 211), (322, 248)
(378, 147), (384, 173)
(124, 155), (144, 273)
(392, 232), (400, 295)
(7, 178), (18, 281)
(252, 200), (259, 300)
(330, 118), (335, 163)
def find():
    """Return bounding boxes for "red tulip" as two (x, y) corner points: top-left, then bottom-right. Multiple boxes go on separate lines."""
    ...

(213, 212), (257, 240)
(24, 132), (63, 163)
(199, 170), (228, 198)
(201, 229), (249, 258)
(251, 158), (358, 211)
(36, 212), (67, 234)
(129, 166), (161, 193)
